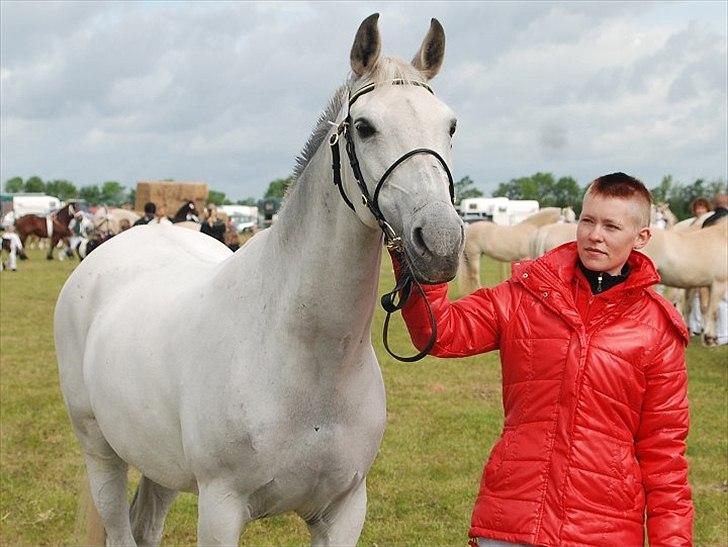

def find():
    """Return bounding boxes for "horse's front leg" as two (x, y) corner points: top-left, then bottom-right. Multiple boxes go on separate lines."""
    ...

(196, 481), (250, 545)
(47, 234), (58, 260)
(306, 478), (367, 547)
(703, 280), (727, 346)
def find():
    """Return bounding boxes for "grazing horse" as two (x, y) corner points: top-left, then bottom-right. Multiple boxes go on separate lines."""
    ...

(55, 14), (462, 546)
(457, 207), (575, 294)
(13, 202), (79, 260)
(172, 200), (200, 223)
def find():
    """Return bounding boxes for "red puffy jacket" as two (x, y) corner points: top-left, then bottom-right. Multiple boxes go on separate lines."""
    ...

(400, 242), (693, 546)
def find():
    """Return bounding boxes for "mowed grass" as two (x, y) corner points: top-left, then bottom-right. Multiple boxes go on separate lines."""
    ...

(0, 248), (726, 545)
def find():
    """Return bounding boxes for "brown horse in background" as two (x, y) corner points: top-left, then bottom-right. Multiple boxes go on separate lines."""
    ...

(13, 201), (80, 260)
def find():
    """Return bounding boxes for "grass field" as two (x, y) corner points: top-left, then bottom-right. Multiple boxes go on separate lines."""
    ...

(1, 248), (726, 545)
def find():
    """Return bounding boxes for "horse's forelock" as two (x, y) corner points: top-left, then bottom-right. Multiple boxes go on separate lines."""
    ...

(292, 57), (428, 184)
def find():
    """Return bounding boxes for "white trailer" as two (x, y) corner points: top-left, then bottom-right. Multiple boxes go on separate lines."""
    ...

(458, 197), (509, 223)
(220, 205), (259, 232)
(492, 200), (540, 226)
(1, 194), (62, 227)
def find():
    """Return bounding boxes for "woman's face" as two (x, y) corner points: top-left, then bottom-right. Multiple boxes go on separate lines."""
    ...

(577, 193), (651, 275)
(693, 205), (709, 216)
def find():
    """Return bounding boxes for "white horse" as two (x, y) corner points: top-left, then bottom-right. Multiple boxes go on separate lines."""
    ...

(92, 207), (141, 236)
(642, 219), (728, 345)
(54, 14), (463, 546)
(458, 207), (575, 294)
(650, 202), (678, 230)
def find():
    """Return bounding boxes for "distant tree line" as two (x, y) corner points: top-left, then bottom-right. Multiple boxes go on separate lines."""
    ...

(6, 173), (725, 219)
(2, 176), (257, 208)
(486, 172), (725, 221)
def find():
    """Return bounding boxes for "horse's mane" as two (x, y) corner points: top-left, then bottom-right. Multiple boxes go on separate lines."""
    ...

(291, 57), (424, 183)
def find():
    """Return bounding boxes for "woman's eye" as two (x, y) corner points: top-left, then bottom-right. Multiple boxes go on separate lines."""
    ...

(355, 121), (376, 139)
(449, 120), (457, 137)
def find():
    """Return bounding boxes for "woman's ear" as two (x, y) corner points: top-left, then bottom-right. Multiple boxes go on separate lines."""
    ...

(633, 226), (651, 250)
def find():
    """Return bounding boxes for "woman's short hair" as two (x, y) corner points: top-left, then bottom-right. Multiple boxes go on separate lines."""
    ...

(584, 172), (652, 227)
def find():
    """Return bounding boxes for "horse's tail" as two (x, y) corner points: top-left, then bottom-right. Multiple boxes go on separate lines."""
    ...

(457, 238), (481, 295)
(75, 474), (106, 545)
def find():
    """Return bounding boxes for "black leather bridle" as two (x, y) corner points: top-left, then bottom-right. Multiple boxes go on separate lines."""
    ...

(329, 79), (455, 362)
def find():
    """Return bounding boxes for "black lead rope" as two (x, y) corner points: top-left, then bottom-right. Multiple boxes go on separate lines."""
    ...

(329, 79), (453, 362)
(379, 250), (439, 362)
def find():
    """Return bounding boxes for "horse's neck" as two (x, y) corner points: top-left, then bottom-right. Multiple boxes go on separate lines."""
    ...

(222, 147), (383, 340)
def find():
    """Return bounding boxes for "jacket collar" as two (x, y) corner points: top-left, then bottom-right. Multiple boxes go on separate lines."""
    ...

(513, 242), (660, 295)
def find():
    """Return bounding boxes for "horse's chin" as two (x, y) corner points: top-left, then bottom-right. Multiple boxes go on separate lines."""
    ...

(406, 253), (459, 285)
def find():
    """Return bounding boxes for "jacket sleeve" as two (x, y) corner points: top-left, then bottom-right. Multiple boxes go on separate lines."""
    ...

(636, 334), (693, 545)
(398, 268), (515, 359)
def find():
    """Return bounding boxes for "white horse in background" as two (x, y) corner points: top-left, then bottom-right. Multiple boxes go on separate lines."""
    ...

(54, 14), (463, 546)
(643, 218), (728, 345)
(650, 202), (678, 230)
(457, 207), (575, 294)
(92, 207), (141, 237)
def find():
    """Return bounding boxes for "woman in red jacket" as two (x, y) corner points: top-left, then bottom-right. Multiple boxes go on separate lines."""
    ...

(397, 173), (693, 546)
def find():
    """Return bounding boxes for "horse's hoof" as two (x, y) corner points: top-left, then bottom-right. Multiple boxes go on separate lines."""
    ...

(19, 254), (28, 260)
(703, 335), (718, 347)
(46, 255), (53, 261)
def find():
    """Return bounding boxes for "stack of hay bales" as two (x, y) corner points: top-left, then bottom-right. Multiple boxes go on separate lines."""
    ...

(135, 181), (208, 217)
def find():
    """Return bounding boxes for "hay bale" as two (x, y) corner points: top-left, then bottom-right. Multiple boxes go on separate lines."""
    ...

(135, 181), (208, 217)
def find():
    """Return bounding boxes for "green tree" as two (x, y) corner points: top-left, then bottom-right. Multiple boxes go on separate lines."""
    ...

(236, 197), (257, 206)
(128, 189), (136, 207)
(4, 176), (24, 193)
(551, 176), (582, 208)
(453, 176), (483, 205)
(100, 181), (126, 205)
(79, 185), (102, 205)
(207, 190), (232, 206)
(264, 176), (294, 199)
(493, 172), (580, 208)
(45, 179), (78, 201)
(24, 176), (45, 193)
(651, 175), (673, 204)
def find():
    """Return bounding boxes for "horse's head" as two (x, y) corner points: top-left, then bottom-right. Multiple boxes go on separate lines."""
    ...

(339, 14), (464, 283)
(560, 206), (576, 223)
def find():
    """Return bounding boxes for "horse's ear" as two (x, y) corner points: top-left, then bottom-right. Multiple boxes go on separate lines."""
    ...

(412, 18), (445, 80)
(350, 13), (381, 77)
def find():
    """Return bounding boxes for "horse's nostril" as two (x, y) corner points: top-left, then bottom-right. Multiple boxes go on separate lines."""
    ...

(412, 226), (427, 254)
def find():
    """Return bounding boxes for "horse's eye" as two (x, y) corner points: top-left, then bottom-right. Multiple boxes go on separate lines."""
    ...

(449, 120), (457, 137)
(355, 120), (376, 139)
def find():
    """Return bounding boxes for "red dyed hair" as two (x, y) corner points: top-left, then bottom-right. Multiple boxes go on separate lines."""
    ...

(584, 172), (652, 227)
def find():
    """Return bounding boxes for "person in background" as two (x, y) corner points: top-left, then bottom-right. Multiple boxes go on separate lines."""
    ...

(686, 197), (712, 334)
(133, 202), (157, 226)
(0, 225), (25, 271)
(68, 209), (93, 258)
(149, 206), (172, 225)
(699, 193), (728, 345)
(392, 173), (693, 546)
(200, 204), (226, 243)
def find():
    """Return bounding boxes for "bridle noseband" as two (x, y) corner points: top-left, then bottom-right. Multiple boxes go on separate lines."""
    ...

(329, 79), (455, 362)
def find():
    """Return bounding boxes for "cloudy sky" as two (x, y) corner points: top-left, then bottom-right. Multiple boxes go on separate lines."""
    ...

(1, 1), (726, 201)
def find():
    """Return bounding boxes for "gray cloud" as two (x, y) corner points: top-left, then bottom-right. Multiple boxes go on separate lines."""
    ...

(1, 1), (726, 200)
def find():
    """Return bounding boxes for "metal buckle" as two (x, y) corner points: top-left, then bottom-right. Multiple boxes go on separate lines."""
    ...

(386, 236), (404, 253)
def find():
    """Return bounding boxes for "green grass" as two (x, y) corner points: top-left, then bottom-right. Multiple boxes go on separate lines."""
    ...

(0, 250), (725, 545)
